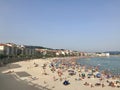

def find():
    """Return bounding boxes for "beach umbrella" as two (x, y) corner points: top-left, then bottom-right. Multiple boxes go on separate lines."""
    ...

(96, 73), (101, 78)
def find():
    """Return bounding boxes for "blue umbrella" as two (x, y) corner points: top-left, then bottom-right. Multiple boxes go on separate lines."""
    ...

(96, 73), (101, 78)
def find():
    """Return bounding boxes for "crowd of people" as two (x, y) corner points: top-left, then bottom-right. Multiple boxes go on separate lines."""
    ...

(41, 57), (120, 88)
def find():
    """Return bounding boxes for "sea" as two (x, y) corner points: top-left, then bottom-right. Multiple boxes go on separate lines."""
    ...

(77, 56), (120, 76)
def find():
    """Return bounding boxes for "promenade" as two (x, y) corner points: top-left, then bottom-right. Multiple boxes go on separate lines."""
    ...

(0, 64), (51, 90)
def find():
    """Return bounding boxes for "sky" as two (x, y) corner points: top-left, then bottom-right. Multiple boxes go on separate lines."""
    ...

(0, 0), (120, 52)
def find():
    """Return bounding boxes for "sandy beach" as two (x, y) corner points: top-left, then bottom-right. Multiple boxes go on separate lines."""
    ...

(1, 58), (120, 90)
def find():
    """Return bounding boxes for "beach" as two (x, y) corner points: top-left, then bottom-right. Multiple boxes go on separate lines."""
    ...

(0, 57), (120, 90)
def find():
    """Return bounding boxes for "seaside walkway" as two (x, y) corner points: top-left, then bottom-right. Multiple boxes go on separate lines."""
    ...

(0, 69), (51, 90)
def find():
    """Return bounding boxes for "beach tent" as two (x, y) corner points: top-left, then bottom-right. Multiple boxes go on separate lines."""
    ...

(96, 73), (101, 78)
(63, 80), (70, 85)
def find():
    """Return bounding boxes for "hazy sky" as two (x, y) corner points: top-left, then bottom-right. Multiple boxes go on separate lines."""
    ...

(0, 0), (120, 52)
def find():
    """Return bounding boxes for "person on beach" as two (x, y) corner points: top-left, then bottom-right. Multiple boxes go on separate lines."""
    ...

(84, 82), (89, 86)
(102, 84), (105, 88)
(57, 69), (63, 77)
(91, 84), (94, 88)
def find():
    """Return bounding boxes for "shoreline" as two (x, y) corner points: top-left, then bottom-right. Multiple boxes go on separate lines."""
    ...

(77, 56), (120, 76)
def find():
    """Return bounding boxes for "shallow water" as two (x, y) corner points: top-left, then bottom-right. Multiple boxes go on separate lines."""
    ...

(77, 56), (120, 75)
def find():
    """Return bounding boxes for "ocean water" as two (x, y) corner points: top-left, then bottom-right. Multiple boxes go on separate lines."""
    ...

(77, 56), (120, 75)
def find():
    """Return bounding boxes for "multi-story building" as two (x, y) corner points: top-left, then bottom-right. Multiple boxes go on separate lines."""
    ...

(6, 43), (18, 56)
(18, 45), (36, 56)
(0, 44), (8, 55)
(0, 43), (86, 58)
